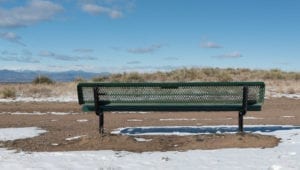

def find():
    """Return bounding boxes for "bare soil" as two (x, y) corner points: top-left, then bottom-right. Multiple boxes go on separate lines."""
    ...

(0, 98), (299, 152)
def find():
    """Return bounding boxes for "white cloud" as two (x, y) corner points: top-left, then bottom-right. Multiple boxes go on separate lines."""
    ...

(200, 41), (222, 48)
(39, 50), (97, 61)
(127, 44), (163, 54)
(81, 3), (122, 18)
(127, 60), (141, 64)
(0, 50), (39, 63)
(73, 48), (94, 53)
(212, 51), (242, 59)
(0, 0), (63, 28)
(164, 57), (179, 61)
(0, 32), (25, 46)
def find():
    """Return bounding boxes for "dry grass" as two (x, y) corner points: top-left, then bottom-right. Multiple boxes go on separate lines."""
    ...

(0, 68), (299, 99)
(0, 87), (16, 98)
(93, 68), (300, 82)
(0, 82), (78, 99)
(264, 80), (300, 98)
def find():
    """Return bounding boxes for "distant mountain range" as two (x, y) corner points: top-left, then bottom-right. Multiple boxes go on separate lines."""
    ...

(0, 70), (110, 83)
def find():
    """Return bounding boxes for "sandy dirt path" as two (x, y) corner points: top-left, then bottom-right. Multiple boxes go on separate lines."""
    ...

(0, 98), (299, 152)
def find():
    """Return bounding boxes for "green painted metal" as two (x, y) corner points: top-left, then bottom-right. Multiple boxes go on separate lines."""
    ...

(77, 82), (265, 112)
(81, 103), (262, 112)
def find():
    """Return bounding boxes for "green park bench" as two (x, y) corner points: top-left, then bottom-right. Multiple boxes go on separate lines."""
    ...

(77, 82), (265, 134)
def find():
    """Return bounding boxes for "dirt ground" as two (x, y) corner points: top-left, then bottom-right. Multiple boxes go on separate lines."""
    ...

(0, 98), (299, 152)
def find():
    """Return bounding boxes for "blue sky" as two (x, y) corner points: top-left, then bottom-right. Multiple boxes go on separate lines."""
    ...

(0, 0), (299, 73)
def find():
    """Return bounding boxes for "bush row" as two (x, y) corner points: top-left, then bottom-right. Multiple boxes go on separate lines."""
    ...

(91, 68), (300, 83)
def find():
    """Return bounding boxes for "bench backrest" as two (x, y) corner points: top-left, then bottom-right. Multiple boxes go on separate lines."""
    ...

(77, 82), (265, 109)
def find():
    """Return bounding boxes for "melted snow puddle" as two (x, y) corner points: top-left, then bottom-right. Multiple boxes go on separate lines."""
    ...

(112, 125), (300, 136)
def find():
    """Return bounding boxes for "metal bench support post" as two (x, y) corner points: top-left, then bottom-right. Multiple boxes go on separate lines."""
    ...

(94, 87), (104, 134)
(239, 86), (248, 132)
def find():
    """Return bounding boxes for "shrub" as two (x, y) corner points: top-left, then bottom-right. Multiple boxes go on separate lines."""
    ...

(124, 72), (145, 82)
(32, 76), (54, 84)
(263, 69), (285, 80)
(294, 73), (300, 81)
(109, 73), (123, 82)
(74, 77), (86, 83)
(92, 76), (108, 82)
(217, 72), (233, 82)
(1, 88), (16, 98)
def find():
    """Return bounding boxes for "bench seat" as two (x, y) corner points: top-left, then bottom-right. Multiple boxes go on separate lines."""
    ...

(81, 103), (262, 112)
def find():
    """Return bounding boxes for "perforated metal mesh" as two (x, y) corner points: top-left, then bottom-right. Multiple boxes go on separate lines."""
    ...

(78, 82), (265, 105)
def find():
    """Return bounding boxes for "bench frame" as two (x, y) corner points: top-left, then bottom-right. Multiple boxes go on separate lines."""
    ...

(77, 82), (265, 134)
(91, 85), (252, 134)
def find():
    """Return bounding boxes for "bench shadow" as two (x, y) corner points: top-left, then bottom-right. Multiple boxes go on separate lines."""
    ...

(118, 125), (300, 135)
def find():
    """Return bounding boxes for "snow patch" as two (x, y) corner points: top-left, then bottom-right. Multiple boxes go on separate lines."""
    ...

(0, 96), (77, 103)
(280, 116), (296, 118)
(269, 165), (282, 170)
(127, 119), (143, 122)
(65, 135), (87, 141)
(0, 127), (46, 141)
(111, 125), (241, 136)
(112, 111), (151, 114)
(134, 137), (152, 142)
(0, 112), (79, 115)
(0, 125), (300, 169)
(76, 119), (88, 122)
(160, 118), (197, 121)
(268, 92), (300, 99)
(244, 116), (264, 120)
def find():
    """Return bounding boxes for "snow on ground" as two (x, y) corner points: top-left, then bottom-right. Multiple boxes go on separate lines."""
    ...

(0, 91), (299, 103)
(0, 111), (79, 115)
(0, 125), (300, 169)
(65, 135), (87, 141)
(0, 127), (46, 141)
(134, 137), (153, 142)
(160, 118), (197, 121)
(76, 119), (89, 122)
(127, 119), (143, 122)
(244, 116), (264, 120)
(280, 116), (296, 118)
(0, 96), (77, 103)
(266, 92), (300, 100)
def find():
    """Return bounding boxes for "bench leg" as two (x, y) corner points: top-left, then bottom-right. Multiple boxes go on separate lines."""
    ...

(99, 112), (104, 134)
(239, 86), (248, 133)
(238, 111), (244, 132)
